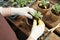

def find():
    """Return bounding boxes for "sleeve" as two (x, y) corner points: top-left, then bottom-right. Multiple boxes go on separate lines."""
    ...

(0, 14), (18, 40)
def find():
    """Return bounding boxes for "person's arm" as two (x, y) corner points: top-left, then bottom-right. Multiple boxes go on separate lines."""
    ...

(0, 7), (11, 16)
(27, 19), (45, 40)
(0, 7), (35, 19)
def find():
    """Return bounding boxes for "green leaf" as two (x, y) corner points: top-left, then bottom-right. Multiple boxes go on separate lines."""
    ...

(39, 0), (49, 8)
(10, 0), (33, 7)
(12, 2), (17, 6)
(3, 2), (8, 7)
(10, 0), (14, 2)
(31, 11), (43, 19)
(52, 3), (60, 14)
(0, 0), (4, 2)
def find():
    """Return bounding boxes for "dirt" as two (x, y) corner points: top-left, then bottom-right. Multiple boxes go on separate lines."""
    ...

(12, 16), (33, 31)
(38, 3), (50, 9)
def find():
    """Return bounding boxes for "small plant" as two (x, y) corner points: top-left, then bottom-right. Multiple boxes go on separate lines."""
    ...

(39, 0), (50, 9)
(0, 0), (4, 2)
(10, 0), (32, 7)
(0, 0), (9, 7)
(52, 4), (60, 14)
(0, 0), (4, 6)
(31, 11), (43, 19)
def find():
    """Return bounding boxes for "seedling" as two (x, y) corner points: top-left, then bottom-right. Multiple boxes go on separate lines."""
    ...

(39, 0), (50, 9)
(0, 0), (4, 2)
(31, 11), (43, 19)
(0, 0), (4, 6)
(10, 0), (32, 7)
(0, 0), (9, 7)
(52, 3), (60, 14)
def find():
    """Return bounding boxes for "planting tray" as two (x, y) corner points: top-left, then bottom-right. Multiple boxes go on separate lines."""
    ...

(6, 0), (36, 36)
(30, 0), (60, 36)
(6, 16), (32, 36)
(6, 0), (60, 37)
(42, 0), (60, 36)
(42, 11), (60, 36)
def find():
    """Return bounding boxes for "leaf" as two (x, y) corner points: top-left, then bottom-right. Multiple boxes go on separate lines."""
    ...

(39, 0), (49, 8)
(52, 3), (60, 14)
(10, 0), (33, 7)
(10, 0), (14, 2)
(0, 0), (4, 2)
(12, 2), (17, 6)
(31, 11), (43, 19)
(3, 2), (8, 7)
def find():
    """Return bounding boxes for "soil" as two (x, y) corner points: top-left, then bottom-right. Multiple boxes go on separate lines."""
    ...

(38, 3), (50, 9)
(51, 9), (60, 16)
(14, 16), (33, 31)
(9, 15), (41, 31)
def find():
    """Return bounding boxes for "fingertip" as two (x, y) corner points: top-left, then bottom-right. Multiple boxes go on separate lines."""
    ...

(33, 19), (37, 27)
(27, 14), (33, 19)
(38, 19), (45, 26)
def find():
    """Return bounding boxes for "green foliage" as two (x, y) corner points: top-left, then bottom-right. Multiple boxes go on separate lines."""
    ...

(0, 0), (9, 7)
(0, 0), (4, 2)
(10, 0), (32, 7)
(39, 0), (49, 8)
(52, 4), (60, 14)
(31, 11), (43, 19)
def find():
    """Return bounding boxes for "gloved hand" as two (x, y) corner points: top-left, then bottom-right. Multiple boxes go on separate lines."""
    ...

(11, 7), (36, 19)
(0, 7), (35, 19)
(29, 19), (45, 40)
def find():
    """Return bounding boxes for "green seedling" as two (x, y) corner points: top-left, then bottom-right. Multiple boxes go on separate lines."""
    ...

(39, 0), (50, 8)
(0, 0), (4, 6)
(31, 11), (43, 19)
(0, 0), (4, 2)
(10, 0), (32, 7)
(0, 0), (9, 7)
(52, 3), (60, 14)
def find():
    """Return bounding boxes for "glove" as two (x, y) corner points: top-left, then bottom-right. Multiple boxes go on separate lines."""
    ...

(11, 7), (36, 19)
(29, 19), (45, 40)
(0, 7), (35, 19)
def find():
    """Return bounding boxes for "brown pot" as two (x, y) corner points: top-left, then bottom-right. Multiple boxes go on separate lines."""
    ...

(50, 10), (59, 22)
(38, 3), (50, 16)
(38, 7), (48, 16)
(51, 9), (60, 16)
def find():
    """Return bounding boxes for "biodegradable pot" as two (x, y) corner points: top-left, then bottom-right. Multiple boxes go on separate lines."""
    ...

(51, 9), (60, 16)
(38, 3), (50, 16)
(50, 9), (59, 22)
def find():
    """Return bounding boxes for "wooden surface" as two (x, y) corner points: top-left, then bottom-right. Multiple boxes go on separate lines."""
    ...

(6, 16), (31, 36)
(45, 28), (60, 40)
(43, 11), (60, 35)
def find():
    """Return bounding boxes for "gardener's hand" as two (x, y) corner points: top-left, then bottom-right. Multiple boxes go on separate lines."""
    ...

(11, 7), (36, 19)
(28, 19), (45, 40)
(0, 7), (35, 19)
